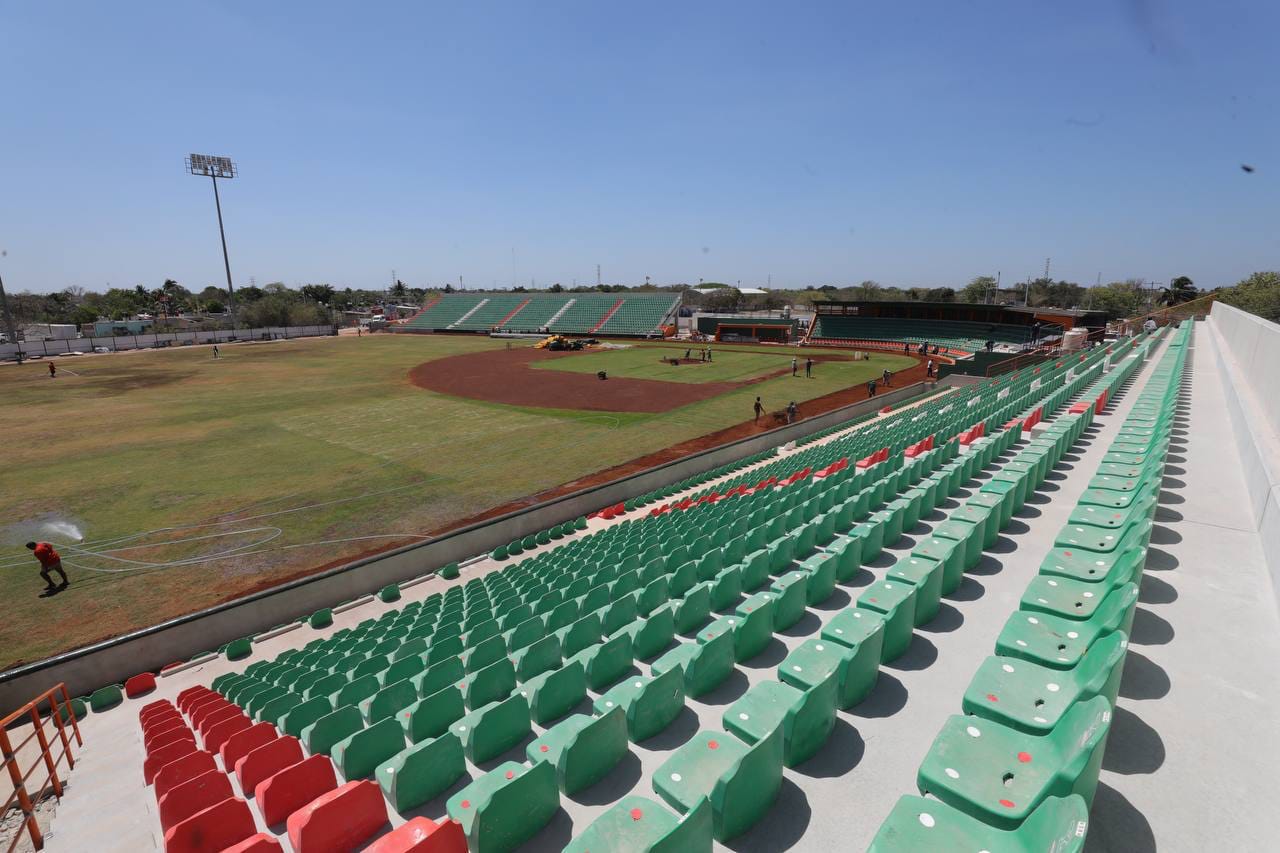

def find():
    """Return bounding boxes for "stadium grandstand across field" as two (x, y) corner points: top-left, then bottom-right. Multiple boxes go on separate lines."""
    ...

(807, 301), (1108, 355)
(6, 310), (1280, 853)
(402, 292), (680, 337)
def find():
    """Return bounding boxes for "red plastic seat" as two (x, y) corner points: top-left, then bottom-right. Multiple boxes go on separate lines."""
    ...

(255, 754), (337, 827)
(219, 721), (276, 769)
(125, 672), (157, 698)
(219, 834), (283, 853)
(157, 769), (233, 831)
(162, 796), (256, 853)
(235, 735), (303, 794)
(287, 779), (388, 853)
(365, 817), (467, 853)
(153, 751), (218, 802)
(144, 739), (198, 785)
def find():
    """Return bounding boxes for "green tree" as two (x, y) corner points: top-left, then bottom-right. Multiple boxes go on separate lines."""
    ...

(300, 284), (335, 304)
(1215, 271), (1280, 322)
(857, 280), (881, 300)
(1087, 281), (1147, 319)
(960, 275), (997, 303)
(1161, 276), (1197, 306)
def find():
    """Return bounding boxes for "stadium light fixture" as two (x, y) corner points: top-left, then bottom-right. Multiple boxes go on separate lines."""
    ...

(186, 154), (239, 318)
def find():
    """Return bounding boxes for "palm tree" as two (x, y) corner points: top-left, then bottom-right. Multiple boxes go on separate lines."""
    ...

(1161, 276), (1197, 306)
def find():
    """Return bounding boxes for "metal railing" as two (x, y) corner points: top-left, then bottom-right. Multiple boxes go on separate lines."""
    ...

(1118, 293), (1218, 334)
(1, 685), (83, 852)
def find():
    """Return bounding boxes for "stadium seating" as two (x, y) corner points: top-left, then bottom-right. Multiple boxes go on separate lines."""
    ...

(808, 315), (1045, 352)
(79, 324), (1180, 852)
(400, 292), (679, 336)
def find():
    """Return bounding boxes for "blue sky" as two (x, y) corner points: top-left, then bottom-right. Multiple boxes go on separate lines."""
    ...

(1, 0), (1275, 294)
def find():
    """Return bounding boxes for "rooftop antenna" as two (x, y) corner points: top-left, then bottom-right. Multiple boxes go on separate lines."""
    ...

(596, 264), (601, 287)
(186, 154), (239, 317)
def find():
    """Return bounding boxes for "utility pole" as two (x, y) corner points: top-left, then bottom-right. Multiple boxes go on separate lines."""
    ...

(993, 271), (1001, 304)
(1044, 258), (1051, 282)
(596, 264), (601, 287)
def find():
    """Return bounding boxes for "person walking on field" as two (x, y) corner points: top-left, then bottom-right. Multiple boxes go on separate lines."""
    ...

(26, 541), (69, 591)
(867, 379), (877, 397)
(212, 344), (220, 359)
(707, 346), (712, 362)
(48, 362), (56, 378)
(926, 358), (934, 378)
(805, 357), (813, 378)
(792, 357), (798, 377)
(882, 368), (892, 387)
(786, 401), (798, 423)
(754, 396), (764, 422)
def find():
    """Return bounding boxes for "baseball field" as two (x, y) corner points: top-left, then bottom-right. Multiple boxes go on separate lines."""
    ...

(0, 334), (915, 668)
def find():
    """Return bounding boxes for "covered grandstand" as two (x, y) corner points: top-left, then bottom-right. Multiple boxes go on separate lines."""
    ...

(8, 313), (1280, 853)
(402, 292), (680, 337)
(807, 301), (1107, 354)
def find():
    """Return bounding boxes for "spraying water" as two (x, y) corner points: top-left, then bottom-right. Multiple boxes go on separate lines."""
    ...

(42, 521), (84, 542)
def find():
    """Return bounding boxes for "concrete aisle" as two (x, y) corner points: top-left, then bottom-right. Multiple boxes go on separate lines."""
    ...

(1084, 326), (1280, 852)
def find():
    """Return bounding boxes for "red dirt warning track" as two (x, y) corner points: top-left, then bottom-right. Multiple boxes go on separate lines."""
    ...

(409, 345), (799, 412)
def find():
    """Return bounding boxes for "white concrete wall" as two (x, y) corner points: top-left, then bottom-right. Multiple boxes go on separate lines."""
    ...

(0, 325), (337, 359)
(1207, 304), (1280, 603)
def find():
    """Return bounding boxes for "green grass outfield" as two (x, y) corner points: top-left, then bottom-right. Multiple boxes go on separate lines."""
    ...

(0, 335), (911, 667)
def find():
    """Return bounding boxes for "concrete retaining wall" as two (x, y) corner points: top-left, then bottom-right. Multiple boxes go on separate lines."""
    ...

(0, 382), (928, 711)
(1207, 305), (1280, 605)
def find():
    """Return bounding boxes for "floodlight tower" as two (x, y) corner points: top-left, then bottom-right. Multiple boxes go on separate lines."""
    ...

(186, 154), (239, 318)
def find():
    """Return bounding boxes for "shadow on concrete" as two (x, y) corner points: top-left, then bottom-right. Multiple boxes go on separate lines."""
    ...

(919, 603), (963, 634)
(1161, 476), (1186, 490)
(399, 771), (474, 828)
(725, 777), (812, 852)
(642, 706), (700, 751)
(742, 638), (790, 670)
(1129, 608), (1174, 646)
(1143, 547), (1179, 572)
(1149, 525), (1182, 545)
(852, 671), (909, 718)
(969, 555), (1005, 577)
(1102, 706), (1166, 775)
(570, 749), (643, 805)
(814, 587), (852, 611)
(1139, 574), (1178, 605)
(522, 808), (576, 853)
(947, 576), (986, 602)
(1157, 489), (1184, 505)
(1118, 650), (1171, 700)
(794, 717), (864, 778)
(780, 611), (821, 638)
(840, 567), (875, 588)
(885, 634), (938, 671)
(697, 668), (751, 706)
(987, 535), (1019, 555)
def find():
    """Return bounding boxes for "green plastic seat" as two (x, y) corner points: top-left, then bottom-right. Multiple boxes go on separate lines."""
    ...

(726, 595), (776, 662)
(817, 609), (884, 707)
(446, 760), (560, 852)
(593, 665), (686, 742)
(450, 692), (531, 764)
(830, 535), (864, 582)
(797, 553), (837, 606)
(769, 570), (809, 631)
(653, 729), (783, 842)
(886, 555), (944, 626)
(723, 676), (836, 768)
(651, 632), (734, 698)
(302, 705), (362, 757)
(461, 658), (516, 710)
(931, 519), (983, 571)
(1021, 566), (1137, 622)
(950, 502), (996, 549)
(570, 632), (635, 691)
(513, 634), (562, 682)
(616, 605), (677, 661)
(279, 695), (331, 738)
(851, 520), (885, 563)
(526, 706), (629, 794)
(857, 581), (917, 662)
(873, 507), (905, 548)
(563, 795), (713, 853)
(917, 696), (1112, 831)
(522, 660), (587, 725)
(869, 794), (1089, 853)
(995, 584), (1138, 669)
(465, 635), (508, 674)
(710, 567), (743, 613)
(668, 561), (697, 598)
(331, 716), (405, 780)
(602, 593), (640, 635)
(674, 584), (713, 635)
(963, 632), (1129, 734)
(401, 685), (466, 744)
(359, 678), (416, 724)
(413, 657), (465, 699)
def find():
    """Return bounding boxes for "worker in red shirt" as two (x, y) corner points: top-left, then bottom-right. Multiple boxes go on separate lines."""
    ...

(26, 541), (69, 591)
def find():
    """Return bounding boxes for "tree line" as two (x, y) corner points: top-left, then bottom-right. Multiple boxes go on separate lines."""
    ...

(6, 271), (1277, 329)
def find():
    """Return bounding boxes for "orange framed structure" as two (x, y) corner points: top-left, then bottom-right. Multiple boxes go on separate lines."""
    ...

(1, 685), (83, 852)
